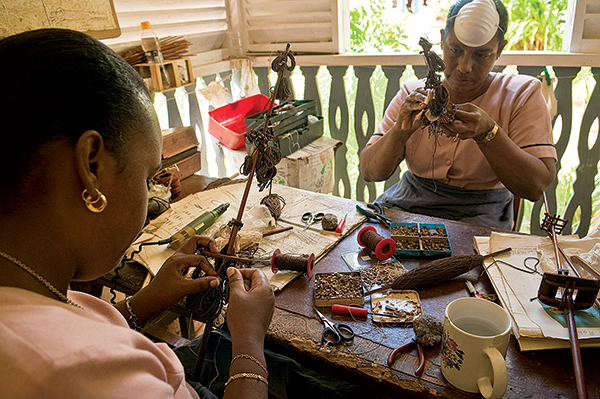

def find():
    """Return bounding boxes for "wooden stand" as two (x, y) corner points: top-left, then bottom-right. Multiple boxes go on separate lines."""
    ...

(134, 57), (193, 92)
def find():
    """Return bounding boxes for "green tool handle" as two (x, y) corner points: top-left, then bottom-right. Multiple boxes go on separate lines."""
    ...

(169, 203), (229, 249)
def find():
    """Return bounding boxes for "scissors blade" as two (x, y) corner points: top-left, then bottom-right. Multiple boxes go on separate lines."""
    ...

(314, 308), (334, 327)
(314, 308), (327, 322)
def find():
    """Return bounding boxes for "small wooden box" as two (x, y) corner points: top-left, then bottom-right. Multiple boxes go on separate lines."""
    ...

(162, 126), (198, 159)
(162, 148), (201, 180)
(134, 57), (193, 92)
(314, 272), (364, 307)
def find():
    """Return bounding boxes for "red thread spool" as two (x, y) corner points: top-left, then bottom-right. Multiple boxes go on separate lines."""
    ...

(271, 248), (315, 278)
(357, 226), (396, 261)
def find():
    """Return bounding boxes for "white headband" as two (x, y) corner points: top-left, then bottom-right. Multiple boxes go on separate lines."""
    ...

(454, 0), (500, 47)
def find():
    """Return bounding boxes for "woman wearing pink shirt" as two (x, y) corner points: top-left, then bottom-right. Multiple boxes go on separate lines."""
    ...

(0, 29), (274, 399)
(360, 0), (557, 229)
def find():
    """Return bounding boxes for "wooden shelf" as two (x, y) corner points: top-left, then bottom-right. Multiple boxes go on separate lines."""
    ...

(134, 57), (193, 93)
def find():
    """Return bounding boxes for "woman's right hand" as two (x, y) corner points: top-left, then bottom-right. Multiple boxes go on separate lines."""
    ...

(395, 88), (429, 133)
(226, 267), (275, 344)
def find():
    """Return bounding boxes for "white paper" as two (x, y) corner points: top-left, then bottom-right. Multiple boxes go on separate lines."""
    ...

(475, 232), (600, 351)
(130, 182), (366, 291)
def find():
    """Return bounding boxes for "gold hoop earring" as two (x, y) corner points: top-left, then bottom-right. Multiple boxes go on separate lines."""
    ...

(81, 188), (108, 213)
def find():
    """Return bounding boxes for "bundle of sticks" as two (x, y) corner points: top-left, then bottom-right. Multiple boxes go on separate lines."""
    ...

(119, 36), (194, 66)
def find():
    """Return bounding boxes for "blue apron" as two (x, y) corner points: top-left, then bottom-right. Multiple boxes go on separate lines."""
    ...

(376, 171), (514, 230)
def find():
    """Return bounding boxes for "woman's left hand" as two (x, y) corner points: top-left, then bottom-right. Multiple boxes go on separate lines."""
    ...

(118, 235), (220, 325)
(146, 235), (220, 306)
(438, 103), (496, 142)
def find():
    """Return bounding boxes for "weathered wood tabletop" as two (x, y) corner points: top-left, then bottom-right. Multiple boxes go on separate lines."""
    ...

(84, 176), (599, 398)
(268, 207), (600, 399)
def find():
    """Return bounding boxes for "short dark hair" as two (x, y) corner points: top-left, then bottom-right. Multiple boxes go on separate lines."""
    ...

(442, 0), (509, 50)
(0, 29), (154, 199)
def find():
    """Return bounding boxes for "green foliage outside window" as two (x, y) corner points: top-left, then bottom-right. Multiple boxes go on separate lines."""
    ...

(349, 0), (569, 53)
(505, 0), (568, 51)
(349, 0), (410, 53)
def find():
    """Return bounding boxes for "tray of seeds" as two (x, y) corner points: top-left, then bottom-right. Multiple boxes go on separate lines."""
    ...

(314, 272), (364, 307)
(370, 290), (422, 324)
(419, 223), (451, 257)
(390, 223), (421, 258)
(390, 222), (451, 258)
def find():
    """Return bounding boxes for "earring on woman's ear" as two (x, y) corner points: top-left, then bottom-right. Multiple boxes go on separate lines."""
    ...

(82, 188), (108, 213)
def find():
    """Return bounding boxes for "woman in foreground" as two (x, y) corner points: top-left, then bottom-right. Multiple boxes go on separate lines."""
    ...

(0, 28), (274, 399)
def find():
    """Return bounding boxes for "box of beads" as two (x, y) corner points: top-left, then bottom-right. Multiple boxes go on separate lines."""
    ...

(391, 223), (451, 259)
(313, 272), (365, 307)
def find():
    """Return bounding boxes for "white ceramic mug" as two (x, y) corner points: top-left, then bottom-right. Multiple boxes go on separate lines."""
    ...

(441, 297), (512, 399)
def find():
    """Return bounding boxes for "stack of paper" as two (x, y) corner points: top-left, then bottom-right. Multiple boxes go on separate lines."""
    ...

(474, 230), (600, 351)
(130, 183), (365, 291)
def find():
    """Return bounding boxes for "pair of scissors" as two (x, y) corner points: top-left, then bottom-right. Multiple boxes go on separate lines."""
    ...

(314, 308), (354, 346)
(302, 212), (324, 231)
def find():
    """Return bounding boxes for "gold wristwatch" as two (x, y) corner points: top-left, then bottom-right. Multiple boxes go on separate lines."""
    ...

(475, 123), (498, 144)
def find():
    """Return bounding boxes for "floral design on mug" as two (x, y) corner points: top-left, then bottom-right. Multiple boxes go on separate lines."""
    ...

(442, 330), (464, 371)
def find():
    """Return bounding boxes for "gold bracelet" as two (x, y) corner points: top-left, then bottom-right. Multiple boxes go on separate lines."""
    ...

(232, 354), (268, 375)
(225, 372), (268, 387)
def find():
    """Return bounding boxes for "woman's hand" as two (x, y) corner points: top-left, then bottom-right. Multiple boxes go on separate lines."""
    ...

(145, 235), (220, 306)
(395, 88), (429, 133)
(226, 267), (274, 345)
(116, 235), (220, 327)
(438, 103), (496, 142)
(360, 87), (429, 182)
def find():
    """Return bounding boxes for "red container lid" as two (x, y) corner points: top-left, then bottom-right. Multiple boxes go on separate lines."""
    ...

(208, 94), (271, 150)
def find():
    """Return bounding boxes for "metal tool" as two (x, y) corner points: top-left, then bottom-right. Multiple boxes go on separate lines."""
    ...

(331, 304), (405, 319)
(314, 308), (354, 346)
(387, 337), (426, 376)
(302, 212), (324, 231)
(536, 273), (598, 399)
(465, 280), (483, 299)
(356, 204), (391, 227)
(538, 192), (599, 399)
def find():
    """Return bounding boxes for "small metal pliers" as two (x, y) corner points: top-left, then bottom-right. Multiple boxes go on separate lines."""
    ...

(356, 203), (391, 227)
(387, 337), (426, 376)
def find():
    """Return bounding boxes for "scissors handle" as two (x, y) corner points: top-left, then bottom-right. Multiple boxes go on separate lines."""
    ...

(335, 323), (354, 342)
(302, 212), (324, 231)
(322, 324), (354, 346)
(322, 327), (342, 346)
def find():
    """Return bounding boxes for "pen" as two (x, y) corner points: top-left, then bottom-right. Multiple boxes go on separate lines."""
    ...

(465, 281), (483, 299)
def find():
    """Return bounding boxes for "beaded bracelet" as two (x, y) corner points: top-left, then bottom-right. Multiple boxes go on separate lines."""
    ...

(125, 295), (141, 331)
(225, 372), (268, 388)
(231, 354), (268, 376)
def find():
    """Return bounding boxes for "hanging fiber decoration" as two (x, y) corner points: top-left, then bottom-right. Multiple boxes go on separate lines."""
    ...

(271, 248), (315, 278)
(260, 192), (286, 219)
(241, 137), (281, 191)
(189, 45), (292, 381)
(357, 226), (397, 261)
(271, 43), (296, 103)
(417, 37), (457, 138)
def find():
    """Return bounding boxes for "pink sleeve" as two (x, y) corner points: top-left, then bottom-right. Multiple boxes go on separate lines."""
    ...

(1, 289), (200, 399)
(367, 80), (425, 146)
(5, 331), (200, 399)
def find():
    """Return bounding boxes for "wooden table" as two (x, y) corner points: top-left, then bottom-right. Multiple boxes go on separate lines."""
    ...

(266, 207), (600, 399)
(77, 176), (599, 398)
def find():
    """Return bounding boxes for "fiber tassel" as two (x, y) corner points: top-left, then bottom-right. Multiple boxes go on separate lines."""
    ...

(365, 248), (511, 296)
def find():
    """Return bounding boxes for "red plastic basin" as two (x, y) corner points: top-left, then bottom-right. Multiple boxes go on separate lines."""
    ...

(208, 94), (271, 150)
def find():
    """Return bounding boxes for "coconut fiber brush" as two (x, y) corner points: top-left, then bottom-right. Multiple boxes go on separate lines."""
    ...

(364, 248), (511, 296)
